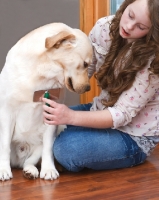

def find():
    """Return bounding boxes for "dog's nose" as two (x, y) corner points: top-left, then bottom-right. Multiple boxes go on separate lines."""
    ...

(85, 85), (91, 91)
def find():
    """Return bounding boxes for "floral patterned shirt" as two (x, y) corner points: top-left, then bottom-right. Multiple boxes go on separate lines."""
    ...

(88, 16), (159, 155)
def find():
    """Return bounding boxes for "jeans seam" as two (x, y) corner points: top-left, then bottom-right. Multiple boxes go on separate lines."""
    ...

(120, 133), (129, 156)
(120, 132), (143, 157)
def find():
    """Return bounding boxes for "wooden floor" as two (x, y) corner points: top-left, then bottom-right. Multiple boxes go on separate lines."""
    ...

(1, 146), (159, 200)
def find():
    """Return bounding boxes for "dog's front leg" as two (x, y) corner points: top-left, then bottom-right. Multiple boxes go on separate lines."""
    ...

(0, 108), (15, 181)
(40, 125), (59, 180)
(23, 145), (42, 179)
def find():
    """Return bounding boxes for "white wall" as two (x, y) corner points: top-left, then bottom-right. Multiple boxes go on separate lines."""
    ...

(0, 0), (80, 106)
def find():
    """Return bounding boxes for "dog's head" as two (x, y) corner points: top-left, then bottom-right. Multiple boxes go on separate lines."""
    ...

(38, 25), (93, 94)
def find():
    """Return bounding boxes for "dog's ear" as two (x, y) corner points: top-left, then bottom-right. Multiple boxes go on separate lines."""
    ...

(45, 31), (76, 49)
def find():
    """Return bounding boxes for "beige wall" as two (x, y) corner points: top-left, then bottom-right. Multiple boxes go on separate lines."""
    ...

(0, 0), (80, 106)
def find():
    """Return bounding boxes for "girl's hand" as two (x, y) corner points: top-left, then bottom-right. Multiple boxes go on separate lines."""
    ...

(42, 98), (74, 125)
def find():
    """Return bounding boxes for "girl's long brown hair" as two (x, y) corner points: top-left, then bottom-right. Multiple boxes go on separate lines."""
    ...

(95, 0), (159, 107)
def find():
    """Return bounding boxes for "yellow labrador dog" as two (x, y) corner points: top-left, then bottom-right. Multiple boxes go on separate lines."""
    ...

(0, 23), (92, 181)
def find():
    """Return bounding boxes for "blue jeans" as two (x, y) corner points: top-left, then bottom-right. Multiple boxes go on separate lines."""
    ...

(53, 103), (147, 172)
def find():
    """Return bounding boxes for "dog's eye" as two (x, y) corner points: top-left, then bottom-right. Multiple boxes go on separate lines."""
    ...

(61, 39), (66, 43)
(84, 62), (88, 68)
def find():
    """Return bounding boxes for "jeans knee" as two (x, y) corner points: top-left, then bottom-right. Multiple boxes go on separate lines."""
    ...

(53, 136), (84, 172)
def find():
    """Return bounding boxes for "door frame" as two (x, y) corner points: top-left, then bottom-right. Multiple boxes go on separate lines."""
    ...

(80, 0), (110, 103)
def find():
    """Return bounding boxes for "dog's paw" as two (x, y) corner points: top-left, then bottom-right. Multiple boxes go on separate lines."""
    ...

(0, 168), (13, 181)
(40, 168), (59, 180)
(23, 165), (39, 179)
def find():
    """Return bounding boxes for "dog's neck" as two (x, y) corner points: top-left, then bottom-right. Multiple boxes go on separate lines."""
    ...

(33, 88), (60, 102)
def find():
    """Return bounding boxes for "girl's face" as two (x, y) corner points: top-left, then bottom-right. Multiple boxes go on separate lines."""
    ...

(119, 0), (151, 43)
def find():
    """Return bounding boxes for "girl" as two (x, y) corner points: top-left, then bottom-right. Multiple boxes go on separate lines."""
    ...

(42, 0), (159, 172)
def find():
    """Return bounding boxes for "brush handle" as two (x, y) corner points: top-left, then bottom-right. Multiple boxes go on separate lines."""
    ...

(44, 91), (50, 107)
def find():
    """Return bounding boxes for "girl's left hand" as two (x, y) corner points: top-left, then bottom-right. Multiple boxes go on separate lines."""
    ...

(42, 98), (74, 125)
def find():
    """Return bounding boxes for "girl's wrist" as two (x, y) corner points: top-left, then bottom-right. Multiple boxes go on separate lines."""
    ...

(67, 109), (76, 125)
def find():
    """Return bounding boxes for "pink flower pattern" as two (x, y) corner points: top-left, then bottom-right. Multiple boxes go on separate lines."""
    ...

(136, 124), (141, 128)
